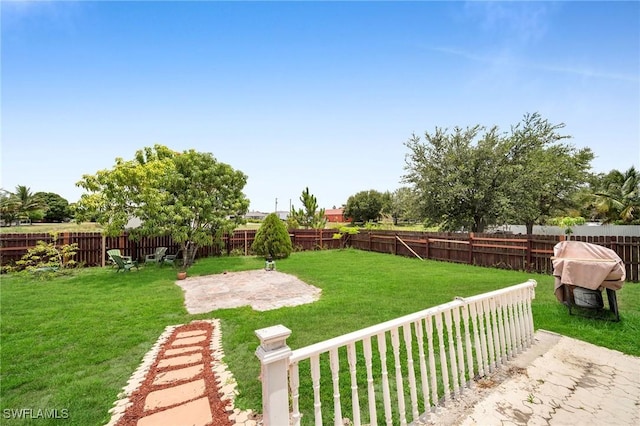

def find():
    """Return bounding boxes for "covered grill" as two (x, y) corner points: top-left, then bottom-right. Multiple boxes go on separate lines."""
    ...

(552, 240), (626, 321)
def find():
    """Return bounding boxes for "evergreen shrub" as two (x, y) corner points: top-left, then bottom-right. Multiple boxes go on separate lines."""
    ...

(251, 213), (292, 259)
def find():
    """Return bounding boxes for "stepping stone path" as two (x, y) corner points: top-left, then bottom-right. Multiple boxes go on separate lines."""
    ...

(108, 320), (260, 426)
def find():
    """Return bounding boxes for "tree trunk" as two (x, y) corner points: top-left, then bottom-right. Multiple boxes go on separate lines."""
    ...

(525, 222), (534, 235)
(473, 216), (486, 233)
(180, 241), (199, 270)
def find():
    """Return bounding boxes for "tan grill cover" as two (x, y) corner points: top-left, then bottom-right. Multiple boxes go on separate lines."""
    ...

(552, 241), (625, 303)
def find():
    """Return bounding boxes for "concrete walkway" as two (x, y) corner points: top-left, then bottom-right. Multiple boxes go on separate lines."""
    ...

(434, 330), (640, 425)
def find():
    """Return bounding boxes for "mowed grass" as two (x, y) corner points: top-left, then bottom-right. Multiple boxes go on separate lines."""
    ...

(1, 249), (639, 425)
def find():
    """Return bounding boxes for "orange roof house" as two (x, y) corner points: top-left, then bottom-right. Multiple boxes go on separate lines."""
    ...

(324, 208), (350, 223)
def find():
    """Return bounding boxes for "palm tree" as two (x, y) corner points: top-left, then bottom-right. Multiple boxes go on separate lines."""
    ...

(593, 167), (640, 223)
(0, 189), (21, 226)
(12, 185), (47, 224)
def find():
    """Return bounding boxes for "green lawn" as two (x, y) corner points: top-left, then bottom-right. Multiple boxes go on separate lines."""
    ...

(1, 249), (638, 425)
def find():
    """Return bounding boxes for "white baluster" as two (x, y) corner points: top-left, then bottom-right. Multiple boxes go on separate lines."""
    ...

(452, 307), (466, 391)
(377, 333), (393, 426)
(310, 355), (323, 426)
(469, 302), (485, 377)
(489, 298), (502, 367)
(290, 362), (301, 426)
(415, 320), (431, 413)
(511, 292), (522, 353)
(482, 299), (496, 372)
(443, 309), (459, 398)
(347, 343), (361, 426)
(362, 337), (378, 426)
(435, 312), (451, 403)
(509, 290), (522, 353)
(403, 324), (420, 421)
(425, 315), (439, 406)
(390, 328), (407, 425)
(500, 293), (513, 360)
(476, 300), (490, 374)
(501, 293), (511, 358)
(516, 289), (527, 351)
(329, 349), (343, 426)
(524, 287), (535, 347)
(460, 304), (475, 388)
(506, 290), (517, 358)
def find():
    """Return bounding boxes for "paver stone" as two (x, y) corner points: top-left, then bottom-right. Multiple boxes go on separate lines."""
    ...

(144, 379), (206, 410)
(137, 397), (212, 426)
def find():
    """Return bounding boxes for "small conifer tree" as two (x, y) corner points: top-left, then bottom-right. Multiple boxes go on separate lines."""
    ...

(252, 213), (293, 259)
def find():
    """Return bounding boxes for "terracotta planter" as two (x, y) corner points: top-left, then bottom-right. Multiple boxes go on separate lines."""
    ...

(177, 271), (187, 280)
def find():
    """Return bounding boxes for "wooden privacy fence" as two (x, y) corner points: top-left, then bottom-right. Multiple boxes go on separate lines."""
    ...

(1, 229), (638, 281)
(349, 231), (640, 282)
(0, 229), (342, 268)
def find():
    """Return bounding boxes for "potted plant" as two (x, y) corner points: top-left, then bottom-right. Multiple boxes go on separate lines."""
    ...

(175, 255), (188, 280)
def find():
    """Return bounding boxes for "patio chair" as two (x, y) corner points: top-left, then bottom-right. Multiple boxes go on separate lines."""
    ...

(145, 247), (168, 264)
(107, 249), (132, 268)
(111, 253), (139, 273)
(162, 250), (181, 267)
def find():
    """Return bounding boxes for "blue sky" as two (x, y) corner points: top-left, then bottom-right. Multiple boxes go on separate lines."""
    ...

(2, 1), (639, 212)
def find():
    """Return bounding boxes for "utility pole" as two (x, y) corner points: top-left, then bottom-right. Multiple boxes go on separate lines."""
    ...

(275, 198), (278, 213)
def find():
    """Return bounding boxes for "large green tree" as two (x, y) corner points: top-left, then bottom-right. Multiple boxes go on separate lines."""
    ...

(403, 126), (512, 232)
(383, 187), (421, 225)
(505, 113), (594, 233)
(289, 187), (326, 229)
(35, 192), (71, 222)
(403, 113), (593, 233)
(593, 166), (640, 224)
(76, 145), (249, 269)
(344, 189), (386, 223)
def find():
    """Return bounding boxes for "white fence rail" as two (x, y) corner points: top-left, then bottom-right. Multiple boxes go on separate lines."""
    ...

(255, 280), (537, 426)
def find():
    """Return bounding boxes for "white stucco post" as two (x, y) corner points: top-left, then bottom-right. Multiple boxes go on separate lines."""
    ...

(255, 324), (292, 426)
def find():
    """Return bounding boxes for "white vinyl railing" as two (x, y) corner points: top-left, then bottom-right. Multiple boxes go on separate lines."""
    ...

(255, 279), (537, 426)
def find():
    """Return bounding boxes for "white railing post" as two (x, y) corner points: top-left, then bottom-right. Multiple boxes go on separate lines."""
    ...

(256, 325), (292, 426)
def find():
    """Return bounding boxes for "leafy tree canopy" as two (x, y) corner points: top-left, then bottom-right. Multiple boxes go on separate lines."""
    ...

(403, 125), (511, 232)
(35, 192), (70, 222)
(289, 187), (326, 229)
(344, 189), (386, 223)
(403, 113), (594, 233)
(502, 113), (593, 233)
(75, 144), (249, 269)
(383, 187), (421, 225)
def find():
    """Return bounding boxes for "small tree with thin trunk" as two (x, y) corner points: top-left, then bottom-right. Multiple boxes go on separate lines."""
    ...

(252, 213), (292, 259)
(289, 187), (326, 229)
